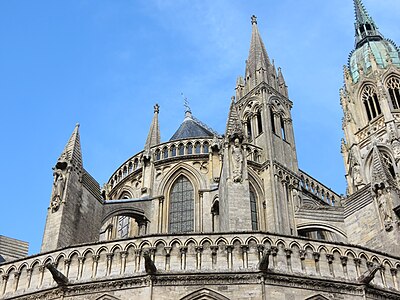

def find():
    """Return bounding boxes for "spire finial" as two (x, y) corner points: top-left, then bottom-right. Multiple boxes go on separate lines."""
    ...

(251, 15), (257, 25)
(353, 0), (382, 48)
(154, 103), (159, 114)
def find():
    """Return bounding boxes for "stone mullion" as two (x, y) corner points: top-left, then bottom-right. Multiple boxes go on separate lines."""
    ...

(38, 265), (45, 288)
(257, 244), (265, 261)
(380, 265), (387, 288)
(270, 246), (278, 269)
(299, 250), (306, 272)
(198, 191), (204, 232)
(390, 268), (398, 290)
(241, 245), (249, 269)
(354, 258), (361, 277)
(120, 251), (128, 275)
(64, 259), (71, 278)
(195, 246), (203, 270)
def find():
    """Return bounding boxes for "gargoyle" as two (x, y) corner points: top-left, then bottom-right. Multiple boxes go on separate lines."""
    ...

(143, 251), (157, 274)
(258, 249), (270, 272)
(358, 265), (380, 284)
(45, 263), (68, 286)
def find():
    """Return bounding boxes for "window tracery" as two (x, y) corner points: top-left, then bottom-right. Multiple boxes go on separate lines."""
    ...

(169, 175), (194, 233)
(362, 85), (381, 121)
(386, 77), (400, 109)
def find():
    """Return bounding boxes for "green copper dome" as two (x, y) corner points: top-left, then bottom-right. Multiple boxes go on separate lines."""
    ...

(349, 40), (400, 83)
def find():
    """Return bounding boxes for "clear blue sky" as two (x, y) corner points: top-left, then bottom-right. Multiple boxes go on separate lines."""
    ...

(1, 0), (399, 255)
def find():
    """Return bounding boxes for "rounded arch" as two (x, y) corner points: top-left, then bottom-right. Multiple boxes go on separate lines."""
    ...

(297, 222), (347, 240)
(55, 252), (67, 263)
(117, 188), (134, 199)
(101, 206), (146, 225)
(68, 250), (81, 260)
(153, 239), (167, 248)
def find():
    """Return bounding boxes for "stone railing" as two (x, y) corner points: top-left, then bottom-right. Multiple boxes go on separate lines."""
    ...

(109, 151), (144, 189)
(299, 170), (341, 206)
(1, 232), (399, 299)
(152, 138), (212, 162)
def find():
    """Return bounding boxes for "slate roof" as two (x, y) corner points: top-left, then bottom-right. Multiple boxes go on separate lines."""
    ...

(170, 112), (215, 141)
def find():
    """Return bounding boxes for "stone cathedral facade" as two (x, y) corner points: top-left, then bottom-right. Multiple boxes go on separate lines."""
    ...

(1, 1), (400, 299)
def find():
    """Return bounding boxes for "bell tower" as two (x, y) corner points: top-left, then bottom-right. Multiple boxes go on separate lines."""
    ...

(341, 0), (400, 251)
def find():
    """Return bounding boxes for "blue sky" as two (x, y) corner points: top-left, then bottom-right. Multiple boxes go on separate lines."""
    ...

(1, 0), (399, 255)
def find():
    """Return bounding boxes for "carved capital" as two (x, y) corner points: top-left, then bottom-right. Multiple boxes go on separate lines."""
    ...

(159, 196), (165, 204)
(284, 248), (292, 257)
(240, 245), (249, 253)
(326, 254), (334, 263)
(120, 251), (128, 258)
(2, 275), (8, 281)
(195, 246), (203, 253)
(366, 261), (374, 269)
(270, 246), (278, 256)
(390, 267), (398, 276)
(13, 271), (21, 279)
(106, 253), (114, 260)
(78, 256), (85, 263)
(257, 244), (265, 252)
(92, 255), (100, 262)
(38, 265), (45, 272)
(340, 256), (348, 266)
(179, 246), (188, 254)
(134, 249), (141, 257)
(313, 252), (320, 261)
(299, 250), (306, 260)
(163, 246), (172, 256)
(147, 247), (156, 255)
(226, 245), (234, 253)
(210, 245), (219, 255)
(354, 257), (361, 266)
(198, 191), (204, 197)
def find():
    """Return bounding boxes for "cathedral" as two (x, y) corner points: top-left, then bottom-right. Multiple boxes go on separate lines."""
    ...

(1, 1), (400, 299)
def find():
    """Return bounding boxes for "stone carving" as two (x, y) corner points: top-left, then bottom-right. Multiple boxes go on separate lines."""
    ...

(232, 138), (243, 182)
(392, 139), (400, 161)
(143, 250), (157, 274)
(358, 264), (380, 284)
(352, 164), (364, 190)
(45, 263), (68, 286)
(51, 166), (67, 212)
(376, 189), (393, 231)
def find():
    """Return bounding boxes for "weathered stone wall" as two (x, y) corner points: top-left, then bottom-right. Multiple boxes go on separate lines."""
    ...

(2, 232), (399, 299)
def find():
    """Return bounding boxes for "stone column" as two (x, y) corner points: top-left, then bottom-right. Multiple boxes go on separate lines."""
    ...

(195, 246), (203, 270)
(299, 250), (306, 272)
(120, 251), (128, 275)
(210, 245), (218, 269)
(340, 256), (348, 279)
(198, 191), (204, 232)
(38, 265), (45, 288)
(106, 253), (114, 276)
(241, 245), (249, 269)
(285, 249), (292, 273)
(13, 272), (20, 292)
(77, 256), (85, 279)
(270, 246), (278, 269)
(26, 268), (32, 289)
(64, 259), (71, 278)
(313, 252), (320, 275)
(158, 196), (164, 233)
(257, 244), (265, 261)
(180, 246), (188, 270)
(390, 268), (398, 290)
(164, 246), (172, 271)
(226, 245), (233, 269)
(134, 249), (141, 272)
(326, 254), (334, 277)
(1, 275), (8, 295)
(92, 255), (100, 278)
(354, 258), (361, 277)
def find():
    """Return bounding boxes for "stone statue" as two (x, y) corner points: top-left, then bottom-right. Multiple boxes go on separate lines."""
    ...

(392, 140), (400, 161)
(51, 168), (66, 212)
(231, 138), (243, 182)
(376, 189), (393, 231)
(353, 164), (364, 189)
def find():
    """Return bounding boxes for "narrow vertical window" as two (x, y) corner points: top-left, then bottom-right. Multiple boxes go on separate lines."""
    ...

(169, 175), (194, 233)
(163, 147), (168, 159)
(155, 149), (161, 160)
(246, 118), (252, 140)
(203, 142), (209, 154)
(117, 216), (130, 238)
(250, 188), (258, 230)
(178, 144), (184, 155)
(280, 116), (286, 141)
(270, 109), (276, 134)
(171, 145), (176, 157)
(257, 110), (263, 134)
(187, 143), (193, 154)
(195, 142), (201, 154)
(387, 77), (400, 109)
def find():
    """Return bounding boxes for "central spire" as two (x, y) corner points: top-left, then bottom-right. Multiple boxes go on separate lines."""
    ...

(245, 15), (271, 88)
(353, 0), (383, 49)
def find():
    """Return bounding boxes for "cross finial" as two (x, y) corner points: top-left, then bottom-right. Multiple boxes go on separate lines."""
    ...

(251, 15), (257, 25)
(182, 92), (191, 114)
(154, 103), (159, 113)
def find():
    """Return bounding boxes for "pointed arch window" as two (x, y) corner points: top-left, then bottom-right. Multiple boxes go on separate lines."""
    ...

(280, 116), (286, 140)
(187, 143), (193, 154)
(362, 85), (381, 121)
(250, 187), (258, 230)
(270, 108), (276, 134)
(382, 152), (396, 179)
(246, 117), (252, 140)
(195, 142), (201, 154)
(387, 77), (400, 109)
(178, 143), (184, 155)
(169, 175), (194, 233)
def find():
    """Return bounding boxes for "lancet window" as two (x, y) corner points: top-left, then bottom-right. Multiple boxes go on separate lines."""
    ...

(362, 85), (381, 121)
(169, 175), (194, 233)
(257, 110), (263, 134)
(187, 143), (193, 154)
(270, 108), (276, 134)
(280, 116), (286, 140)
(249, 187), (258, 230)
(246, 117), (252, 140)
(178, 143), (184, 155)
(195, 142), (201, 154)
(387, 77), (400, 109)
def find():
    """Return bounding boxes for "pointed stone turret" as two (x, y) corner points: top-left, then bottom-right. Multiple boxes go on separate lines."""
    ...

(277, 67), (288, 97)
(370, 145), (397, 190)
(353, 0), (383, 49)
(245, 15), (271, 89)
(225, 96), (243, 141)
(58, 123), (82, 170)
(144, 104), (161, 158)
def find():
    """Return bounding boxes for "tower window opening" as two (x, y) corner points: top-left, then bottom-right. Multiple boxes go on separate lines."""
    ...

(280, 116), (286, 141)
(362, 85), (381, 121)
(163, 147), (168, 159)
(195, 142), (201, 154)
(256, 110), (263, 134)
(178, 144), (184, 155)
(387, 77), (400, 109)
(270, 109), (276, 134)
(155, 149), (161, 160)
(250, 188), (258, 230)
(203, 142), (209, 154)
(187, 143), (193, 154)
(246, 117), (252, 140)
(169, 175), (194, 233)
(171, 145), (176, 157)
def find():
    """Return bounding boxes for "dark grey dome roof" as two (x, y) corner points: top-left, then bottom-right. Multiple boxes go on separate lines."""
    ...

(170, 112), (216, 141)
